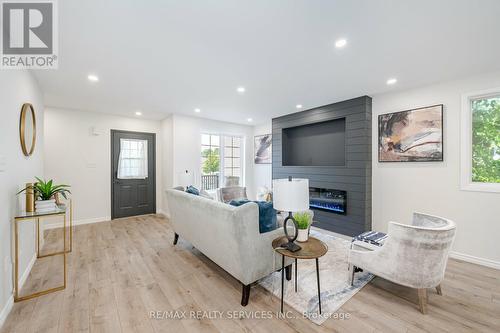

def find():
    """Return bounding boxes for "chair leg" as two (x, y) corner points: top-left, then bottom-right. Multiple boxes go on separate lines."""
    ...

(241, 284), (251, 306)
(436, 284), (442, 296)
(417, 288), (428, 314)
(350, 265), (356, 286)
(173, 233), (179, 245)
(285, 265), (292, 281)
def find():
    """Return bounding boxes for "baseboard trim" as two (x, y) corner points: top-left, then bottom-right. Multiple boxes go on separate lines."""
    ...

(0, 252), (36, 329)
(43, 216), (111, 230)
(19, 253), (37, 289)
(158, 210), (170, 219)
(0, 295), (13, 330)
(450, 251), (500, 270)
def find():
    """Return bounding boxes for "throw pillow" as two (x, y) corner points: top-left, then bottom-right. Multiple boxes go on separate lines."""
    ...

(229, 200), (277, 233)
(199, 189), (213, 200)
(185, 185), (200, 196)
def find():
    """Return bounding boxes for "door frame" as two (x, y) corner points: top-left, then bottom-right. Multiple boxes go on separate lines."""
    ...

(110, 129), (156, 219)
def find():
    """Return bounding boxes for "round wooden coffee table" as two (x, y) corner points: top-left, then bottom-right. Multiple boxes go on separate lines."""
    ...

(272, 236), (328, 314)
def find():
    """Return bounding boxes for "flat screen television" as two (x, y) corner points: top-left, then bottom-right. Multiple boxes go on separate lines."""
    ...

(282, 118), (346, 166)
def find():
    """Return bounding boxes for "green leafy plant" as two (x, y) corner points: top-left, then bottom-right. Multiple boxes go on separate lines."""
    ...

(471, 97), (500, 183)
(293, 212), (311, 230)
(18, 177), (71, 201)
(202, 148), (220, 174)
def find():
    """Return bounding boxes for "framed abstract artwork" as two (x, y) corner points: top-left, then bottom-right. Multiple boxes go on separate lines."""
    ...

(378, 104), (444, 162)
(254, 134), (272, 164)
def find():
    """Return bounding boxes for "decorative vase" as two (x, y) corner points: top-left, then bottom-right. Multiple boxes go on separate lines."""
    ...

(35, 199), (56, 213)
(297, 228), (309, 242)
(54, 193), (63, 205)
(25, 183), (35, 212)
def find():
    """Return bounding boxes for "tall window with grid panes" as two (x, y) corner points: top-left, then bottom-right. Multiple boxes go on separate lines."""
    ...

(200, 134), (243, 190)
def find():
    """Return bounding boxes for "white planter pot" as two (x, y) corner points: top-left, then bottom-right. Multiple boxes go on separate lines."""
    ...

(35, 199), (56, 212)
(296, 228), (309, 242)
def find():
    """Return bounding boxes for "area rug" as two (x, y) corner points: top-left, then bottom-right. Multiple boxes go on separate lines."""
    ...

(259, 230), (373, 325)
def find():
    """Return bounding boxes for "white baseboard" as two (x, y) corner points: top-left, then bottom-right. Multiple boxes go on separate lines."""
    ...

(157, 210), (170, 219)
(0, 295), (13, 330)
(0, 252), (36, 329)
(450, 251), (500, 270)
(19, 253), (37, 289)
(42, 216), (111, 230)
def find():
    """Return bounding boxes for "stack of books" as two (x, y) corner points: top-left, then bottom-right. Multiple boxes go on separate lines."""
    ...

(353, 231), (388, 246)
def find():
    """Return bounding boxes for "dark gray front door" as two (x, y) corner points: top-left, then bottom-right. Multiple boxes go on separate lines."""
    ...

(111, 130), (156, 219)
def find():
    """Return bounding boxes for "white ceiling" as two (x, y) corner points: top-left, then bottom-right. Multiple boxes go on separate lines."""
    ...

(33, 0), (500, 124)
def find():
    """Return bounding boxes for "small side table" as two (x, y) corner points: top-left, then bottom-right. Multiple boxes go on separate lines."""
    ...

(13, 201), (72, 302)
(272, 236), (328, 314)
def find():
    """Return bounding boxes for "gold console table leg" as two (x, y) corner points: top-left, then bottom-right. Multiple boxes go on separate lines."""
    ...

(36, 199), (73, 258)
(14, 212), (67, 303)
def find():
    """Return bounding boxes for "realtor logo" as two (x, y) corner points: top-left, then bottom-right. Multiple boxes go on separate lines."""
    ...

(1, 0), (58, 69)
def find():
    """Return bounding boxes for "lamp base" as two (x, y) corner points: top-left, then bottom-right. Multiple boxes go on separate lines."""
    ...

(283, 241), (301, 252)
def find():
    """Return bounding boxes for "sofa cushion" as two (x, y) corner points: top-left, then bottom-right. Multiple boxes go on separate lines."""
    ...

(186, 185), (200, 195)
(229, 200), (277, 233)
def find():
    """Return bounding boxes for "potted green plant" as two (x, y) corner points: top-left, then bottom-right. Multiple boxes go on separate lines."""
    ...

(294, 211), (312, 242)
(18, 177), (71, 213)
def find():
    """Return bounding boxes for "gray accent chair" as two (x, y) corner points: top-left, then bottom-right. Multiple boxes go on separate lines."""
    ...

(217, 186), (248, 203)
(348, 212), (456, 314)
(224, 176), (240, 187)
(166, 189), (292, 306)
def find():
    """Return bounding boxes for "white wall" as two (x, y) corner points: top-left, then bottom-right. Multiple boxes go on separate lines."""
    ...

(161, 116), (173, 214)
(162, 114), (254, 214)
(0, 71), (44, 324)
(372, 71), (500, 266)
(44, 108), (162, 223)
(253, 123), (273, 191)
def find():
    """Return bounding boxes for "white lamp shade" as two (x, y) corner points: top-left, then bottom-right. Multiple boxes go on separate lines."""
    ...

(272, 178), (309, 212)
(178, 170), (194, 187)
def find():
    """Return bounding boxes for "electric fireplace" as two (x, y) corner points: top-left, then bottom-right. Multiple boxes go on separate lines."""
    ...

(309, 187), (347, 215)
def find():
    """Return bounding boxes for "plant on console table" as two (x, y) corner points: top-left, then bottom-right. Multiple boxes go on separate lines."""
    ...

(294, 212), (312, 242)
(19, 177), (71, 213)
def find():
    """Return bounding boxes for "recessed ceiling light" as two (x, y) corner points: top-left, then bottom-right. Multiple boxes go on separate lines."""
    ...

(87, 74), (99, 82)
(194, 108), (201, 113)
(247, 118), (253, 122)
(386, 78), (397, 85)
(335, 39), (347, 48)
(135, 111), (142, 116)
(237, 86), (246, 93)
(296, 104), (303, 109)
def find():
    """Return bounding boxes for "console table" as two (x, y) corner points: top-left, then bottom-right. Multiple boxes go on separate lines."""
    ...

(272, 236), (328, 314)
(13, 200), (73, 302)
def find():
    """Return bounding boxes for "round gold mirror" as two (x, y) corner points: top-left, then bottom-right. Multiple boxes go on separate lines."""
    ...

(19, 103), (36, 156)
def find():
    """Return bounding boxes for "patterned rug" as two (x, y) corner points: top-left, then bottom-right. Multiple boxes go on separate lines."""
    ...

(259, 230), (373, 325)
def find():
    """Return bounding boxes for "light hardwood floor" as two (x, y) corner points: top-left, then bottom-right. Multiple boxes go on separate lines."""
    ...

(2, 215), (499, 333)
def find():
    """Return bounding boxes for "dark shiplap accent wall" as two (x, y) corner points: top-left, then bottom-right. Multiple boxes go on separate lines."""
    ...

(272, 96), (372, 236)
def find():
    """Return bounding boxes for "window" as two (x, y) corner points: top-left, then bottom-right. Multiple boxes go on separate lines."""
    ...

(461, 89), (500, 192)
(224, 136), (242, 179)
(117, 139), (148, 179)
(201, 134), (220, 190)
(200, 134), (243, 190)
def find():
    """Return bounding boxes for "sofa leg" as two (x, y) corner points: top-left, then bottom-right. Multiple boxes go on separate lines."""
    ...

(417, 288), (428, 314)
(436, 284), (442, 296)
(285, 265), (292, 281)
(173, 233), (179, 245)
(241, 284), (251, 306)
(350, 265), (356, 286)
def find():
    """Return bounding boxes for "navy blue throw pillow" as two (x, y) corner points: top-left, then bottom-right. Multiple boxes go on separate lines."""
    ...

(229, 200), (277, 233)
(185, 185), (200, 196)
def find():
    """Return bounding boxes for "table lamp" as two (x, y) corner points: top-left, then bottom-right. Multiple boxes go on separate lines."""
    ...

(273, 177), (309, 252)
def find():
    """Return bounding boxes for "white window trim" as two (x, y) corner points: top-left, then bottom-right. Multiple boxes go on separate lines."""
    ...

(200, 132), (246, 187)
(460, 88), (500, 193)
